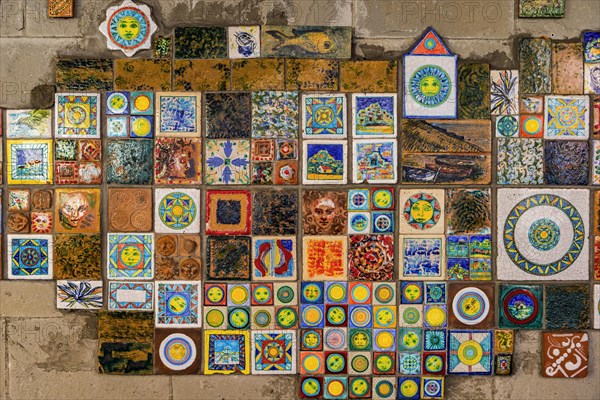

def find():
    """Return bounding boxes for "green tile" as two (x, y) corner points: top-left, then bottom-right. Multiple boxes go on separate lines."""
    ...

(498, 284), (543, 329)
(519, 37), (552, 94)
(56, 59), (113, 91)
(458, 63), (491, 119)
(546, 285), (590, 329)
(153, 35), (172, 59)
(519, 0), (565, 17)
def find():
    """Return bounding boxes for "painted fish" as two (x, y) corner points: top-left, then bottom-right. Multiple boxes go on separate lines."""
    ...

(266, 29), (337, 55)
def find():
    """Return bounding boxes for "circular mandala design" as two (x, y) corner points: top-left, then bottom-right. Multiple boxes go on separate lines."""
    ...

(350, 306), (372, 327)
(350, 378), (370, 396)
(425, 354), (443, 373)
(374, 214), (391, 232)
(67, 105), (87, 125)
(325, 379), (345, 397)
(497, 115), (519, 137)
(522, 116), (542, 136)
(133, 94), (152, 113)
(504, 194), (584, 276)
(409, 65), (451, 107)
(374, 380), (394, 398)
(301, 377), (321, 397)
(503, 288), (538, 325)
(402, 307), (420, 324)
(276, 307), (297, 328)
(374, 284), (394, 304)
(159, 333), (196, 371)
(263, 341), (284, 362)
(21, 247), (41, 267)
(375, 354), (394, 373)
(327, 306), (346, 325)
(276, 286), (294, 304)
(206, 309), (224, 327)
(302, 305), (323, 326)
(108, 7), (150, 49)
(528, 218), (560, 251)
(403, 192), (441, 230)
(557, 106), (576, 126)
(351, 355), (369, 372)
(325, 329), (346, 349)
(107, 92), (128, 114)
(350, 192), (367, 208)
(372, 189), (393, 209)
(428, 285), (443, 302)
(228, 308), (249, 329)
(350, 213), (369, 232)
(327, 283), (346, 303)
(424, 380), (441, 397)
(314, 105), (335, 126)
(400, 379), (419, 397)
(253, 310), (271, 327)
(159, 192), (197, 230)
(452, 287), (490, 325)
(457, 340), (483, 366)
(351, 284), (371, 303)
(302, 330), (321, 349)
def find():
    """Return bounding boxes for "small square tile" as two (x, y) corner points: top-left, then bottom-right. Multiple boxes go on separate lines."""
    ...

(130, 116), (154, 138)
(585, 62), (600, 94)
(325, 351), (348, 374)
(156, 92), (201, 137)
(30, 212), (52, 234)
(299, 351), (325, 374)
(545, 96), (590, 139)
(55, 93), (100, 138)
(302, 93), (347, 138)
(250, 307), (275, 330)
(205, 139), (250, 185)
(106, 91), (130, 115)
(206, 190), (251, 235)
(302, 191), (348, 235)
(227, 306), (250, 329)
(252, 237), (296, 280)
(546, 285), (590, 329)
(7, 235), (53, 280)
(498, 284), (542, 329)
(372, 377), (396, 399)
(397, 328), (422, 352)
(107, 140), (154, 185)
(448, 283), (494, 329)
(495, 115), (519, 137)
(107, 233), (154, 280)
(373, 329), (396, 352)
(348, 328), (371, 351)
(300, 304), (325, 328)
(349, 306), (372, 329)
(8, 189), (30, 212)
(206, 236), (251, 280)
(423, 305), (447, 328)
(57, 280), (103, 309)
(348, 282), (373, 305)
(107, 116), (129, 138)
(228, 26), (260, 59)
(204, 329), (250, 375)
(397, 377), (420, 399)
(108, 281), (153, 311)
(542, 332), (588, 378)
(154, 188), (200, 234)
(348, 376), (371, 399)
(154, 138), (202, 185)
(324, 327), (347, 350)
(155, 281), (201, 328)
(400, 282), (424, 304)
(494, 329), (515, 353)
(353, 140), (397, 184)
(521, 96), (544, 114)
(594, 285), (600, 329)
(494, 354), (512, 375)
(447, 330), (493, 375)
(497, 138), (544, 185)
(205, 93), (252, 139)
(252, 91), (299, 138)
(323, 376), (347, 399)
(348, 235), (394, 281)
(204, 307), (227, 329)
(421, 376), (444, 399)
(131, 92), (154, 115)
(301, 282), (325, 304)
(302, 236), (348, 281)
(7, 139), (53, 185)
(155, 329), (201, 374)
(303, 140), (348, 185)
(48, 0), (74, 18)
(153, 36), (173, 59)
(55, 188), (100, 233)
(352, 94), (397, 138)
(275, 306), (299, 329)
(424, 329), (447, 351)
(53, 233), (101, 279)
(348, 352), (372, 375)
(423, 352), (446, 375)
(251, 330), (296, 374)
(299, 377), (323, 398)
(398, 352), (421, 375)
(174, 27), (227, 59)
(519, 115), (544, 138)
(400, 236), (445, 279)
(373, 306), (396, 329)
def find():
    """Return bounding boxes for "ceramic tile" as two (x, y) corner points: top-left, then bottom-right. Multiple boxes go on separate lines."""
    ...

(552, 42), (584, 94)
(155, 92), (201, 137)
(302, 236), (348, 281)
(497, 189), (589, 281)
(584, 32), (600, 63)
(53, 233), (102, 279)
(584, 63), (600, 94)
(348, 376), (372, 398)
(228, 26), (260, 58)
(446, 189), (491, 236)
(303, 140), (348, 185)
(6, 139), (53, 184)
(400, 236), (445, 280)
(56, 59), (113, 91)
(519, 0), (565, 17)
(48, 0), (74, 17)
(108, 281), (153, 311)
(302, 191), (348, 235)
(8, 189), (30, 211)
(155, 281), (201, 327)
(299, 376), (323, 398)
(286, 59), (339, 91)
(593, 285), (600, 329)
(542, 332), (588, 378)
(521, 96), (544, 114)
(372, 377), (396, 399)
(154, 137), (202, 185)
(544, 141), (589, 185)
(594, 96), (600, 135)
(206, 236), (251, 280)
(7, 235), (53, 280)
(205, 139), (250, 185)
(108, 188), (152, 232)
(99, 1), (157, 57)
(107, 139), (154, 185)
(422, 352), (446, 375)
(131, 91), (154, 115)
(205, 190), (251, 235)
(153, 188), (200, 234)
(55, 93), (100, 138)
(252, 190), (298, 235)
(302, 93), (347, 139)
(545, 95), (590, 139)
(54, 188), (100, 233)
(173, 60), (230, 91)
(447, 330), (493, 375)
(421, 376), (444, 399)
(252, 91), (299, 138)
(106, 233), (154, 280)
(340, 60), (397, 93)
(351, 94), (397, 138)
(154, 329), (201, 374)
(231, 58), (285, 91)
(56, 280), (103, 309)
(519, 38), (552, 94)
(153, 36), (173, 59)
(448, 283), (494, 329)
(458, 63), (491, 119)
(251, 330), (296, 374)
(6, 109), (52, 138)
(494, 329), (514, 353)
(595, 236), (600, 280)
(205, 92), (252, 139)
(98, 311), (154, 342)
(495, 115), (519, 138)
(519, 114), (544, 138)
(545, 285), (590, 329)
(174, 27), (227, 59)
(498, 284), (542, 329)
(491, 70), (519, 115)
(497, 138), (544, 185)
(348, 235), (394, 281)
(114, 59), (172, 91)
(398, 376), (421, 399)
(399, 189), (445, 234)
(261, 26), (351, 59)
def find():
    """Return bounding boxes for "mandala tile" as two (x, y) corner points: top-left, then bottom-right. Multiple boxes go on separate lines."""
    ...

(107, 233), (154, 280)
(252, 190), (298, 235)
(497, 138), (544, 185)
(108, 282), (153, 311)
(458, 63), (490, 119)
(7, 140), (53, 185)
(398, 352), (421, 375)
(261, 26), (351, 59)
(286, 59), (339, 91)
(398, 376), (420, 400)
(228, 26), (260, 58)
(204, 330), (250, 375)
(107, 116), (128, 137)
(421, 376), (444, 399)
(348, 376), (371, 398)
(252, 91), (299, 138)
(544, 141), (589, 185)
(154, 138), (202, 185)
(498, 284), (542, 329)
(155, 281), (201, 328)
(545, 96), (589, 139)
(303, 190), (348, 235)
(205, 92), (252, 139)
(340, 60), (398, 93)
(56, 59), (113, 91)
(348, 235), (394, 281)
(449, 284), (494, 329)
(494, 329), (515, 353)
(372, 283), (395, 306)
(107, 140), (153, 185)
(542, 332), (588, 378)
(206, 190), (251, 235)
(397, 328), (422, 352)
(55, 93), (100, 138)
(251, 330), (296, 374)
(108, 188), (153, 232)
(399, 189), (444, 234)
(205, 139), (250, 185)
(424, 329), (446, 351)
(6, 109), (52, 138)
(98, 0), (157, 57)
(303, 140), (348, 184)
(497, 189), (589, 280)
(324, 351), (348, 374)
(56, 280), (103, 310)
(495, 354), (512, 375)
(404, 28), (457, 118)
(353, 140), (397, 183)
(324, 327), (348, 350)
(173, 59), (230, 91)
(174, 26), (227, 59)
(323, 376), (347, 399)
(302, 93), (346, 138)
(231, 58), (285, 91)
(300, 376), (323, 398)
(252, 237), (296, 280)
(55, 188), (101, 233)
(8, 235), (53, 279)
(545, 285), (590, 329)
(519, 0), (565, 17)
(400, 236), (445, 279)
(301, 304), (325, 328)
(349, 351), (372, 375)
(154, 188), (200, 234)
(552, 42), (584, 95)
(491, 70), (519, 115)
(447, 330), (493, 375)
(206, 236), (251, 280)
(374, 353), (395, 376)
(495, 115), (519, 137)
(155, 92), (201, 137)
(131, 91), (154, 115)
(519, 114), (543, 138)
(593, 285), (600, 329)
(372, 377), (396, 400)
(300, 350), (325, 374)
(519, 37), (552, 94)
(303, 236), (348, 281)
(423, 305), (447, 328)
(155, 329), (201, 374)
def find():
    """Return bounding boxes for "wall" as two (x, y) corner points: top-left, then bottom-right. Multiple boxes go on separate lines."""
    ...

(0, 0), (599, 399)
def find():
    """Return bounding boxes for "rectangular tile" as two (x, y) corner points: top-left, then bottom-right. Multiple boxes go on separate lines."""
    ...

(519, 37), (552, 94)
(114, 59), (172, 91)
(173, 59), (230, 91)
(174, 27), (227, 59)
(285, 59), (339, 91)
(261, 26), (351, 59)
(458, 63), (490, 119)
(56, 59), (113, 91)
(552, 42), (583, 94)
(340, 60), (397, 93)
(231, 58), (285, 91)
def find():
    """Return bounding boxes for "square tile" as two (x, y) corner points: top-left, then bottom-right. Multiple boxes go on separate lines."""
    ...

(495, 115), (519, 137)
(299, 351), (325, 374)
(174, 27), (227, 59)
(301, 282), (325, 304)
(494, 329), (515, 353)
(545, 141), (589, 185)
(55, 93), (100, 138)
(446, 189), (491, 235)
(251, 307), (275, 330)
(302, 93), (347, 138)
(55, 188), (100, 233)
(399, 189), (445, 234)
(285, 59), (339, 91)
(299, 376), (323, 398)
(398, 352), (421, 375)
(206, 190), (251, 235)
(498, 284), (542, 329)
(107, 116), (129, 138)
(155, 329), (201, 374)
(205, 92), (252, 139)
(545, 96), (589, 139)
(252, 190), (298, 235)
(400, 236), (445, 279)
(228, 26), (260, 59)
(323, 376), (347, 399)
(353, 140), (397, 183)
(542, 332), (588, 378)
(155, 92), (201, 137)
(251, 330), (296, 374)
(204, 329), (250, 375)
(153, 36), (173, 59)
(8, 189), (30, 212)
(107, 140), (154, 185)
(154, 138), (202, 185)
(108, 188), (153, 232)
(98, 342), (153, 374)
(303, 140), (348, 184)
(252, 237), (296, 280)
(491, 70), (519, 115)
(303, 236), (348, 281)
(300, 304), (325, 328)
(131, 92), (154, 115)
(106, 91), (129, 115)
(497, 138), (544, 185)
(348, 234), (394, 281)
(205, 139), (250, 185)
(154, 188), (200, 234)
(424, 329), (447, 351)
(423, 352), (446, 375)
(352, 94), (397, 138)
(372, 377), (396, 400)
(302, 191), (348, 235)
(552, 42), (583, 95)
(155, 281), (201, 328)
(53, 233), (101, 279)
(425, 282), (447, 304)
(585, 63), (600, 94)
(6, 109), (52, 138)
(348, 376), (372, 398)
(204, 307), (227, 329)
(107, 233), (154, 280)
(30, 212), (52, 234)
(447, 330), (493, 375)
(421, 376), (444, 399)
(497, 189), (589, 280)
(521, 96), (544, 114)
(7, 235), (53, 279)
(324, 350), (348, 374)
(348, 351), (372, 375)
(423, 305), (447, 328)
(57, 280), (103, 309)
(252, 91), (299, 138)
(108, 281), (153, 311)
(397, 328), (422, 352)
(206, 236), (251, 280)
(398, 377), (421, 399)
(519, 115), (544, 138)
(448, 283), (494, 329)
(130, 116), (153, 138)
(7, 139), (53, 185)
(545, 285), (590, 329)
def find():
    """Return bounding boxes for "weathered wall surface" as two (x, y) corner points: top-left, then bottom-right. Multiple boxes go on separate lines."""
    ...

(1, 1), (599, 399)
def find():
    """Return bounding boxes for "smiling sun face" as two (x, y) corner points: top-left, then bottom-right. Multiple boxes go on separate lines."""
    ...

(117, 16), (141, 40)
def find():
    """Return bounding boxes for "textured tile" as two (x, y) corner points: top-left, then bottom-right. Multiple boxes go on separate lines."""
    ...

(174, 27), (227, 59)
(114, 59), (172, 91)
(544, 141), (589, 185)
(53, 234), (102, 279)
(56, 59), (113, 91)
(519, 38), (552, 94)
(519, 0), (565, 17)
(340, 61), (397, 93)
(153, 35), (173, 59)
(231, 58), (285, 91)
(546, 285), (590, 329)
(458, 63), (491, 119)
(552, 42), (584, 94)
(252, 190), (298, 235)
(107, 140), (154, 185)
(497, 138), (544, 185)
(262, 26), (351, 59)
(205, 92), (252, 139)
(173, 59), (230, 91)
(286, 59), (339, 91)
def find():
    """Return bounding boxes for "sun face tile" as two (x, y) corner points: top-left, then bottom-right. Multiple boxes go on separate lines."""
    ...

(204, 329), (250, 375)
(542, 332), (588, 378)
(299, 376), (323, 398)
(399, 189), (445, 234)
(107, 233), (154, 280)
(155, 281), (201, 328)
(398, 376), (421, 399)
(7, 235), (53, 280)
(448, 283), (494, 329)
